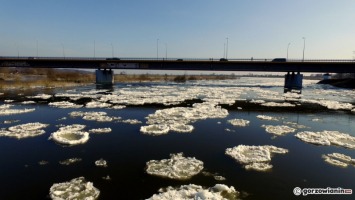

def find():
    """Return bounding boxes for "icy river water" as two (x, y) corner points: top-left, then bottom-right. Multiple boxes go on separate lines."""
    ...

(0, 77), (354, 200)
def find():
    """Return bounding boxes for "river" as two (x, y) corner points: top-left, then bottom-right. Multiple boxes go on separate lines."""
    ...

(0, 77), (354, 199)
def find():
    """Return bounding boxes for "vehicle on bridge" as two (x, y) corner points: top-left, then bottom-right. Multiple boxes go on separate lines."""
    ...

(220, 58), (228, 61)
(272, 58), (287, 62)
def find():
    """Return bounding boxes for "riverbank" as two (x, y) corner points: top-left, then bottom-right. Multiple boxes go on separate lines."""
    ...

(317, 78), (355, 89)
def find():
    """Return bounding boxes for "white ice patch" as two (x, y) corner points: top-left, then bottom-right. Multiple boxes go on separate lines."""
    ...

(0, 104), (35, 116)
(262, 125), (296, 136)
(0, 122), (49, 139)
(318, 100), (353, 110)
(256, 115), (278, 121)
(147, 184), (239, 200)
(27, 94), (52, 99)
(4, 99), (14, 103)
(86, 101), (111, 108)
(142, 103), (228, 135)
(295, 131), (355, 149)
(322, 153), (355, 168)
(59, 158), (82, 165)
(228, 119), (250, 127)
(95, 158), (108, 167)
(140, 124), (170, 136)
(69, 111), (118, 122)
(120, 119), (142, 124)
(49, 124), (89, 146)
(225, 145), (288, 171)
(89, 128), (112, 134)
(146, 153), (204, 180)
(261, 102), (296, 107)
(21, 101), (36, 104)
(49, 177), (100, 200)
(49, 101), (82, 108)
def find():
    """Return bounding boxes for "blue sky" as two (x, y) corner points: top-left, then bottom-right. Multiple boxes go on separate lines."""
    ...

(1, 0), (354, 59)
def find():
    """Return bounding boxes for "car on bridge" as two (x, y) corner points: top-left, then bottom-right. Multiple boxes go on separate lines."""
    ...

(106, 57), (120, 60)
(220, 58), (228, 61)
(272, 58), (287, 62)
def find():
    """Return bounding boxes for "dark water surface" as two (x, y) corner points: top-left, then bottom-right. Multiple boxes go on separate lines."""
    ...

(0, 78), (354, 200)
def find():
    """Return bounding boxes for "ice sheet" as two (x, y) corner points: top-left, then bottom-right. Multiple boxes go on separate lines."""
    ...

(0, 122), (48, 139)
(228, 119), (250, 127)
(147, 184), (239, 200)
(225, 145), (288, 171)
(49, 177), (100, 200)
(295, 131), (355, 149)
(262, 125), (296, 136)
(49, 124), (89, 145)
(146, 153), (203, 180)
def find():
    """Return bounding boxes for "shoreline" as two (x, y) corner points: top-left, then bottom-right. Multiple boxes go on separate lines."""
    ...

(317, 78), (355, 89)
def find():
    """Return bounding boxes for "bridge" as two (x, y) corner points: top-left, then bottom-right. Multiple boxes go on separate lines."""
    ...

(1, 57), (355, 92)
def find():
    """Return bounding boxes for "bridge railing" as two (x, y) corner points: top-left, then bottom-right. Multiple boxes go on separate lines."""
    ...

(1, 56), (355, 62)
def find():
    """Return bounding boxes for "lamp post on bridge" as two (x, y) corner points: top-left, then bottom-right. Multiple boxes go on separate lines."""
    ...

(111, 43), (114, 58)
(302, 37), (306, 62)
(61, 43), (65, 58)
(226, 37), (229, 59)
(157, 39), (159, 60)
(287, 42), (291, 60)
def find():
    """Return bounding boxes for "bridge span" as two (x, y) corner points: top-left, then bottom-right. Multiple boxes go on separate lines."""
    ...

(1, 57), (354, 92)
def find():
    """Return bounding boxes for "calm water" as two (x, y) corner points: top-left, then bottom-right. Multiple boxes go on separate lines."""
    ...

(0, 77), (354, 200)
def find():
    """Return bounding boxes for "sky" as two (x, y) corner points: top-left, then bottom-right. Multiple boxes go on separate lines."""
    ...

(1, 0), (355, 59)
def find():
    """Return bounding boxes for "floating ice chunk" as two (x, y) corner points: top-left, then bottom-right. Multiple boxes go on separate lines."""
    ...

(21, 101), (36, 104)
(89, 128), (112, 134)
(322, 153), (354, 168)
(49, 177), (100, 200)
(169, 124), (194, 133)
(250, 99), (266, 104)
(147, 184), (239, 200)
(352, 108), (355, 113)
(121, 119), (142, 124)
(225, 145), (288, 171)
(0, 122), (49, 139)
(102, 175), (111, 181)
(261, 102), (295, 107)
(256, 115), (278, 121)
(245, 162), (273, 171)
(214, 175), (226, 181)
(3, 119), (20, 124)
(140, 124), (170, 136)
(228, 119), (250, 127)
(262, 125), (296, 136)
(318, 100), (353, 110)
(146, 153), (204, 180)
(86, 101), (111, 108)
(0, 105), (35, 116)
(95, 159), (108, 167)
(59, 158), (82, 165)
(49, 124), (89, 146)
(4, 99), (14, 103)
(111, 105), (126, 109)
(27, 94), (52, 99)
(38, 160), (49, 165)
(49, 101), (82, 108)
(295, 131), (355, 149)
(70, 111), (117, 122)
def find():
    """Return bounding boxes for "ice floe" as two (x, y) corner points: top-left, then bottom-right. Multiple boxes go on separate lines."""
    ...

(69, 111), (118, 122)
(146, 153), (204, 180)
(48, 101), (82, 108)
(89, 128), (112, 134)
(147, 184), (239, 200)
(141, 103), (228, 135)
(86, 101), (111, 108)
(322, 153), (355, 168)
(227, 119), (250, 127)
(295, 131), (355, 149)
(95, 158), (108, 167)
(21, 101), (36, 104)
(225, 145), (288, 171)
(49, 124), (89, 145)
(256, 115), (278, 121)
(59, 158), (82, 165)
(261, 102), (296, 107)
(0, 104), (35, 116)
(261, 125), (296, 136)
(0, 122), (49, 139)
(49, 177), (100, 200)
(120, 119), (142, 124)
(27, 93), (52, 99)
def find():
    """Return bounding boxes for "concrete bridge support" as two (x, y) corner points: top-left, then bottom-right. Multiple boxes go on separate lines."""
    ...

(284, 72), (303, 93)
(96, 69), (114, 85)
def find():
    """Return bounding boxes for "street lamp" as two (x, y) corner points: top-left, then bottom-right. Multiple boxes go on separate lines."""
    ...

(36, 40), (38, 57)
(226, 37), (229, 59)
(61, 43), (65, 58)
(302, 37), (306, 61)
(157, 39), (159, 59)
(111, 43), (114, 58)
(287, 43), (291, 60)
(165, 43), (167, 60)
(94, 40), (96, 58)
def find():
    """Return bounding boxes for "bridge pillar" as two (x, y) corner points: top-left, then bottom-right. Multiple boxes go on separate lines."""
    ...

(284, 72), (303, 93)
(96, 69), (114, 85)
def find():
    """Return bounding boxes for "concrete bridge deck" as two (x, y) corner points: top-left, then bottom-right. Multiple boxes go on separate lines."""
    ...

(1, 57), (355, 73)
